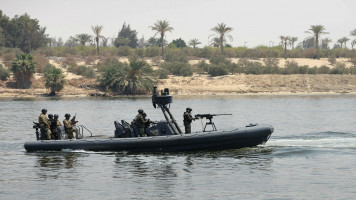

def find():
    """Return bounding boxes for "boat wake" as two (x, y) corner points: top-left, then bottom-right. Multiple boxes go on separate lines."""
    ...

(268, 132), (356, 149)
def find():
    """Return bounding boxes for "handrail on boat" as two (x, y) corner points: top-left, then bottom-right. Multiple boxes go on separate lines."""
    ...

(76, 125), (93, 137)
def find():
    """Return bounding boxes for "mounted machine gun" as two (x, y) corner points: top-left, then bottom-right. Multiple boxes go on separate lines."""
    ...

(195, 114), (232, 132)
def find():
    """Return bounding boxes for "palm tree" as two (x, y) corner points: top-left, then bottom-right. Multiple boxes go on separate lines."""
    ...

(91, 25), (105, 57)
(117, 37), (131, 46)
(121, 59), (154, 94)
(321, 38), (332, 49)
(290, 37), (298, 49)
(351, 39), (356, 49)
(149, 20), (174, 60)
(75, 34), (92, 46)
(305, 25), (329, 59)
(11, 53), (36, 89)
(280, 36), (291, 59)
(188, 38), (201, 48)
(44, 67), (66, 96)
(98, 59), (154, 95)
(341, 37), (350, 48)
(337, 38), (344, 48)
(351, 29), (356, 37)
(211, 23), (233, 55)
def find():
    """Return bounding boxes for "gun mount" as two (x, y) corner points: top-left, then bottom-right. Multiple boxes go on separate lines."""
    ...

(152, 87), (182, 135)
(195, 114), (232, 132)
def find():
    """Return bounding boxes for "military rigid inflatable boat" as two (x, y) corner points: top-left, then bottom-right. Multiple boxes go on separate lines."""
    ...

(24, 87), (274, 152)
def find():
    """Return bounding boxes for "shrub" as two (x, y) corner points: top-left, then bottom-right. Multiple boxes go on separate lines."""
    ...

(208, 64), (228, 76)
(160, 62), (193, 76)
(227, 63), (242, 74)
(263, 57), (279, 67)
(155, 68), (169, 79)
(0, 64), (10, 81)
(165, 50), (188, 63)
(179, 65), (193, 76)
(194, 60), (210, 73)
(307, 66), (318, 74)
(42, 64), (56, 74)
(328, 55), (336, 66)
(318, 65), (330, 74)
(283, 60), (299, 74)
(62, 56), (77, 69)
(117, 46), (132, 57)
(349, 66), (356, 75)
(244, 62), (264, 74)
(261, 66), (281, 74)
(43, 67), (66, 96)
(209, 54), (230, 65)
(134, 48), (144, 58)
(85, 56), (96, 65)
(144, 47), (160, 57)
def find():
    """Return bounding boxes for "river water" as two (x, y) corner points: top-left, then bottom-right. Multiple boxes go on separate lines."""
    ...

(0, 95), (355, 200)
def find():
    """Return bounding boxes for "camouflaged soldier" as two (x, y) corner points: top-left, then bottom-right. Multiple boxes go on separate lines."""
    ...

(183, 107), (196, 134)
(38, 109), (51, 140)
(50, 114), (62, 140)
(63, 113), (77, 139)
(135, 109), (146, 137)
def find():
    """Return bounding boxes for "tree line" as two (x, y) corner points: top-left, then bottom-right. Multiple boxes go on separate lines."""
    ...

(1, 10), (356, 60)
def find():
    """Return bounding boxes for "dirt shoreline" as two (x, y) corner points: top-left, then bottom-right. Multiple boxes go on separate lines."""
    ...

(1, 74), (356, 98)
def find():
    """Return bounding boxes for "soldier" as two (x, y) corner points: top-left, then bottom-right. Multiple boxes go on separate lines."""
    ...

(63, 113), (77, 139)
(135, 109), (146, 137)
(183, 107), (196, 134)
(50, 114), (62, 140)
(38, 109), (51, 140)
(142, 112), (153, 136)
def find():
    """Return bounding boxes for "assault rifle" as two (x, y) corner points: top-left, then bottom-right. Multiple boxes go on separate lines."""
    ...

(194, 114), (232, 132)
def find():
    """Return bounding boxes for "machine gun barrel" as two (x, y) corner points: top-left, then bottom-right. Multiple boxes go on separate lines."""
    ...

(195, 114), (232, 119)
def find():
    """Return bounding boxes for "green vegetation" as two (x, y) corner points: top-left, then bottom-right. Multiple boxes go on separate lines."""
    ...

(149, 20), (174, 60)
(0, 64), (10, 81)
(210, 23), (233, 55)
(11, 53), (35, 88)
(97, 59), (154, 94)
(43, 65), (66, 96)
(91, 25), (105, 57)
(0, 11), (49, 53)
(114, 23), (138, 48)
(188, 38), (201, 48)
(305, 25), (329, 59)
(1, 9), (356, 95)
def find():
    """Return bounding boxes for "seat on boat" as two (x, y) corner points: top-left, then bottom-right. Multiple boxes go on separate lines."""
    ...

(114, 121), (125, 138)
(121, 120), (136, 137)
(57, 126), (68, 140)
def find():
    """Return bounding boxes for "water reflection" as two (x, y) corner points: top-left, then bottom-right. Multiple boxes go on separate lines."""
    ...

(34, 152), (82, 169)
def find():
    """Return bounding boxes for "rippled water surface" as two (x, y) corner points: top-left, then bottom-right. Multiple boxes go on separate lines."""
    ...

(1, 95), (356, 199)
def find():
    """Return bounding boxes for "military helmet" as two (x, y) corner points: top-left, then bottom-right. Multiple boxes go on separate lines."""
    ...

(48, 114), (53, 118)
(41, 108), (47, 113)
(186, 107), (192, 111)
(138, 109), (144, 113)
(142, 112), (147, 116)
(54, 114), (59, 118)
(65, 113), (71, 118)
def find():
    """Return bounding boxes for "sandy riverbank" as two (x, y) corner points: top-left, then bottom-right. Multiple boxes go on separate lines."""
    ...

(1, 74), (356, 97)
(1, 57), (355, 97)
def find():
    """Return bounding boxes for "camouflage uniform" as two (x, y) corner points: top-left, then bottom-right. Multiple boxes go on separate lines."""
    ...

(183, 111), (194, 134)
(63, 118), (75, 139)
(135, 114), (146, 137)
(39, 113), (51, 140)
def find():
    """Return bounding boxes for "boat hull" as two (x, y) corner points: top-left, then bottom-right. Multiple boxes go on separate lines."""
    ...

(24, 124), (273, 152)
